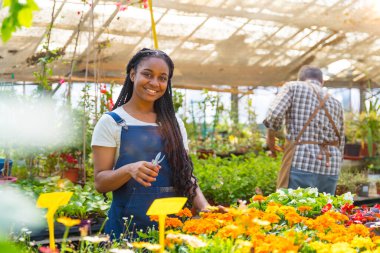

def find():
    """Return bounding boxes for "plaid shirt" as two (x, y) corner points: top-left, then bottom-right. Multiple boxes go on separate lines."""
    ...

(263, 80), (345, 175)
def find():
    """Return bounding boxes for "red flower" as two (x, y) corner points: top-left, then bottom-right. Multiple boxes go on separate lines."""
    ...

(143, 0), (148, 8)
(106, 98), (114, 111)
(321, 203), (332, 213)
(351, 211), (367, 224)
(100, 84), (107, 94)
(340, 203), (355, 214)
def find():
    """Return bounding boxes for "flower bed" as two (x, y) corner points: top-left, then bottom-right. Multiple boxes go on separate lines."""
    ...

(8, 188), (380, 253)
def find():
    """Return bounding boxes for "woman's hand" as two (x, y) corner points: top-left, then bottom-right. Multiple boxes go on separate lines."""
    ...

(126, 161), (160, 187)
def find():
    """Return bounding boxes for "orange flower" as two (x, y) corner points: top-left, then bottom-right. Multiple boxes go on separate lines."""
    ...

(182, 219), (219, 235)
(177, 208), (193, 218)
(262, 213), (280, 224)
(216, 224), (244, 239)
(252, 195), (266, 202)
(298, 206), (312, 212)
(150, 215), (159, 222)
(165, 217), (183, 229)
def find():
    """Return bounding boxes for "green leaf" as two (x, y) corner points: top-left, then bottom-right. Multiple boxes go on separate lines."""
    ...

(3, 0), (11, 7)
(1, 18), (14, 42)
(17, 7), (33, 27)
(27, 0), (39, 10)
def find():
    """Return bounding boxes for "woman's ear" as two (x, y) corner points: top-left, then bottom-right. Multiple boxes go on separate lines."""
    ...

(130, 69), (135, 82)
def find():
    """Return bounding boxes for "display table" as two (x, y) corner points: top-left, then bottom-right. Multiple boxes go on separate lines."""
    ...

(354, 195), (380, 206)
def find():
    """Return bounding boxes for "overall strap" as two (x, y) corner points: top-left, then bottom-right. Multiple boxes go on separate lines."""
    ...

(106, 112), (128, 130)
(308, 84), (341, 145)
(295, 92), (330, 144)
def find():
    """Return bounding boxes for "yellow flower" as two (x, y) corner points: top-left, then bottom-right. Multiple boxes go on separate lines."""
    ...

(229, 135), (238, 144)
(330, 242), (356, 253)
(350, 236), (375, 250)
(132, 242), (161, 252)
(57, 217), (81, 227)
(309, 241), (331, 253)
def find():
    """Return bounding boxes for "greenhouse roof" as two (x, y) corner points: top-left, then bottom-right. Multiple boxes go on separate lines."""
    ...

(1, 0), (380, 91)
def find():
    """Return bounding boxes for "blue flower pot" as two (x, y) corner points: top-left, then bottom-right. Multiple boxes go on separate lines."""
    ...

(0, 159), (13, 176)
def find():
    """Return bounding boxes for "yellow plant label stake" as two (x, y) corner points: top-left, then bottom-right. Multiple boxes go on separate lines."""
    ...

(36, 192), (73, 250)
(147, 197), (187, 253)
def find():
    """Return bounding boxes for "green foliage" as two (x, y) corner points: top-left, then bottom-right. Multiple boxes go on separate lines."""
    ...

(172, 89), (185, 113)
(0, 240), (22, 253)
(1, 0), (39, 42)
(193, 153), (281, 204)
(14, 177), (110, 219)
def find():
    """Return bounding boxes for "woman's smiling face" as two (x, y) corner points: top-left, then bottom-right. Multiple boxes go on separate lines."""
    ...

(130, 57), (170, 103)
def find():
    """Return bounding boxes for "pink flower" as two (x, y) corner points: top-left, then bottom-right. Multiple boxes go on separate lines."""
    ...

(39, 246), (59, 253)
(59, 78), (65, 85)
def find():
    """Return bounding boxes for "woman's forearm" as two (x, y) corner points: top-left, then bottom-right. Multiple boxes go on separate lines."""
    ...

(192, 185), (209, 211)
(94, 165), (132, 193)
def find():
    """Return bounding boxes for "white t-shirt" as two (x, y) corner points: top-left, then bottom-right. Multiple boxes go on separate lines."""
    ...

(91, 106), (189, 165)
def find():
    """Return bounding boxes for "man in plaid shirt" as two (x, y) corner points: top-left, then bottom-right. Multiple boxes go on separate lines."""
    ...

(263, 66), (344, 195)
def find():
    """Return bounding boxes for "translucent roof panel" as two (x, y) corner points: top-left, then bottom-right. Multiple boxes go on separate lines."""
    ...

(0, 0), (380, 89)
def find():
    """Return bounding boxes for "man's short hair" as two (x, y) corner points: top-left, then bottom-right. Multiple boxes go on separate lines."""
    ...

(297, 65), (323, 84)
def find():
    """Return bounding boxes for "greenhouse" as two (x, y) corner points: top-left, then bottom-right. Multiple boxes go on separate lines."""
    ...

(1, 0), (380, 252)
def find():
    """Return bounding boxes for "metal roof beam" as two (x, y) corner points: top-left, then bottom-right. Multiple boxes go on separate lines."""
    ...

(154, 0), (380, 36)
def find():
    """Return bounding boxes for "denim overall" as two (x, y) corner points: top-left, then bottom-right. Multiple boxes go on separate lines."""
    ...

(104, 112), (177, 240)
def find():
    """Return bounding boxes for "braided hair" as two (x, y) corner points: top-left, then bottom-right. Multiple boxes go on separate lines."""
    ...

(113, 48), (198, 201)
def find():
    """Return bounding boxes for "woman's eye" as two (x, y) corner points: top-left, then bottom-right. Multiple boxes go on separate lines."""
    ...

(160, 76), (168, 82)
(142, 72), (152, 78)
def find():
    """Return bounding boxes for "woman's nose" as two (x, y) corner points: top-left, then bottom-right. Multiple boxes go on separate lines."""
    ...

(149, 77), (160, 86)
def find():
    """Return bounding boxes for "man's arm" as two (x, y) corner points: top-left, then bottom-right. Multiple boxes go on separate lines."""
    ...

(266, 129), (277, 157)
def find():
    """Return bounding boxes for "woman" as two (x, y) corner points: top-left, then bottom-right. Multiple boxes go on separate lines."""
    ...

(91, 48), (209, 240)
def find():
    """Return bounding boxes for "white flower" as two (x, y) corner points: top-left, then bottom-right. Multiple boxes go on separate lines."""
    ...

(167, 233), (207, 248)
(109, 249), (134, 253)
(277, 189), (286, 196)
(309, 188), (319, 196)
(342, 192), (354, 202)
(83, 235), (110, 243)
(252, 218), (270, 226)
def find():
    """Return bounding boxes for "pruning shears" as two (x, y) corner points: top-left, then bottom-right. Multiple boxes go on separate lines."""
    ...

(152, 152), (165, 166)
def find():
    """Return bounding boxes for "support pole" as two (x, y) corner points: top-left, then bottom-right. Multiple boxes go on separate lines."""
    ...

(148, 0), (159, 49)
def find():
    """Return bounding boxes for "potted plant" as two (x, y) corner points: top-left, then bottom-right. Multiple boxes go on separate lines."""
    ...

(343, 113), (362, 158)
(59, 152), (80, 183)
(337, 170), (368, 196)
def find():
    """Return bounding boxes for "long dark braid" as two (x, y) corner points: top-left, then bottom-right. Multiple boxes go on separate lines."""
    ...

(113, 48), (198, 201)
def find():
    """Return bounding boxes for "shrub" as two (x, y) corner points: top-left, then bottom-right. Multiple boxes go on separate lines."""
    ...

(192, 153), (281, 205)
